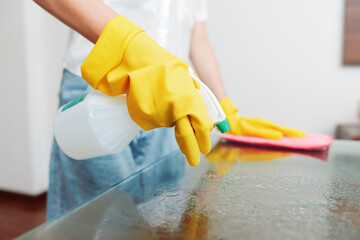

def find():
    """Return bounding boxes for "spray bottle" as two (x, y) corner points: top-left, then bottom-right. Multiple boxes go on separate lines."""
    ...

(54, 67), (230, 160)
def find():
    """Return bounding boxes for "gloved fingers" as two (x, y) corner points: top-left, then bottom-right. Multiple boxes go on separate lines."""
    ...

(241, 120), (283, 139)
(245, 117), (279, 129)
(248, 117), (306, 138)
(192, 120), (212, 155)
(228, 115), (284, 139)
(220, 97), (305, 139)
(274, 126), (306, 138)
(175, 117), (201, 166)
(227, 114), (244, 135)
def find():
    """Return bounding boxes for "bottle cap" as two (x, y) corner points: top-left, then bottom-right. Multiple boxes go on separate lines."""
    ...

(216, 119), (231, 133)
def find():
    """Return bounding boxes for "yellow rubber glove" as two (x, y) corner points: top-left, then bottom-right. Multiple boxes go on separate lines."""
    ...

(81, 16), (213, 166)
(219, 97), (306, 139)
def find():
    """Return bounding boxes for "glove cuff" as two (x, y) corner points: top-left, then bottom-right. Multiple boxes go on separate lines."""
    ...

(81, 16), (144, 93)
(219, 97), (238, 116)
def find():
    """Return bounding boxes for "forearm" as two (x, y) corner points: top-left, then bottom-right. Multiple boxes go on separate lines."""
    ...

(33, 0), (118, 43)
(190, 22), (226, 101)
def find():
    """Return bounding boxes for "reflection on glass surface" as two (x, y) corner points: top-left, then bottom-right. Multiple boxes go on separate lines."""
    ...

(18, 140), (360, 240)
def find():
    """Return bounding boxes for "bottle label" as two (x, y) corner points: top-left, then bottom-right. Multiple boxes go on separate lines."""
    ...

(62, 94), (88, 112)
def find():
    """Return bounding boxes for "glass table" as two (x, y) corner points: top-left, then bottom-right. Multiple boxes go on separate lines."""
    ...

(18, 139), (360, 239)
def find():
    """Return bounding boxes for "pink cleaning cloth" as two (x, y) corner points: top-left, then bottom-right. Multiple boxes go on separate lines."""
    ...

(220, 133), (333, 151)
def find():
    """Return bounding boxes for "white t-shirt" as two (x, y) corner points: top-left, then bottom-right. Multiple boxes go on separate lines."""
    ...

(63, 0), (207, 77)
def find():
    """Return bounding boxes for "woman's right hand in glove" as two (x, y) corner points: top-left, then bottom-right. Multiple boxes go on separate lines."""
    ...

(81, 16), (213, 166)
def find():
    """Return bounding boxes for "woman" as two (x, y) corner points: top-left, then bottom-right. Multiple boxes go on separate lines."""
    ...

(34, 0), (304, 221)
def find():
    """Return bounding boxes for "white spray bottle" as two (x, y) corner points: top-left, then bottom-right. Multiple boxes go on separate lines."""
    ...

(54, 67), (230, 160)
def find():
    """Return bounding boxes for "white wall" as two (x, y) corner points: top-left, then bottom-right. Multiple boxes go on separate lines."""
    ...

(0, 0), (32, 194)
(0, 0), (68, 195)
(207, 0), (360, 135)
